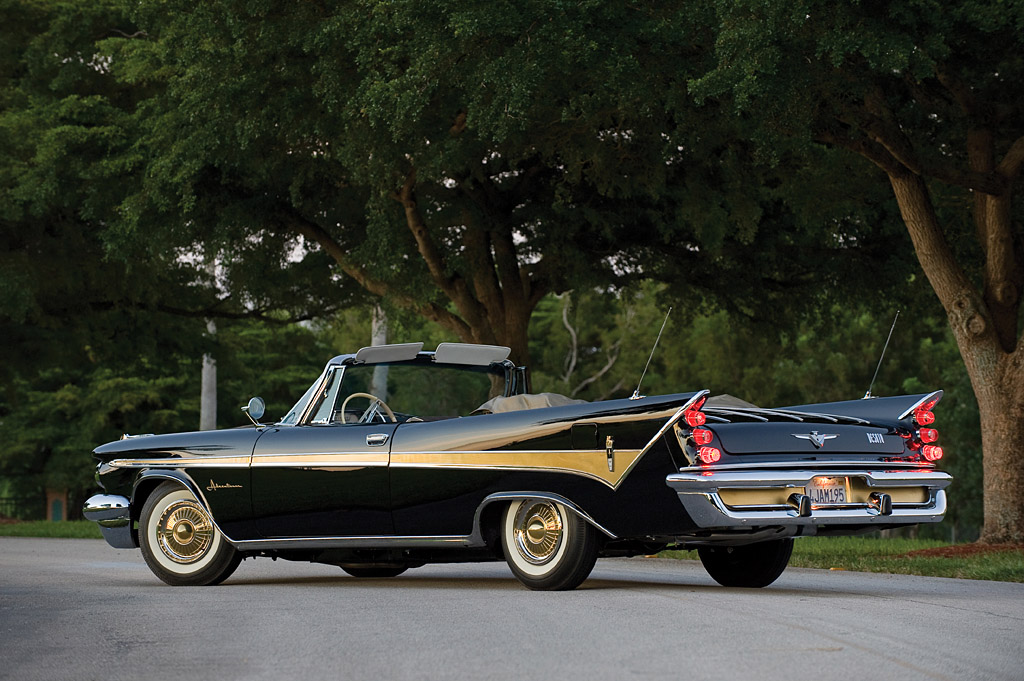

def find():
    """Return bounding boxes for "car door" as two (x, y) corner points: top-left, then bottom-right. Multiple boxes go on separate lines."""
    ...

(250, 422), (397, 537)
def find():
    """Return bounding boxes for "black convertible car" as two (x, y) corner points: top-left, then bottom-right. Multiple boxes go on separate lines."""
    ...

(84, 342), (951, 590)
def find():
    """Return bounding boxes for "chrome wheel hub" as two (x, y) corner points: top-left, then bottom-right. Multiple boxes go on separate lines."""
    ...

(156, 500), (213, 564)
(513, 502), (563, 565)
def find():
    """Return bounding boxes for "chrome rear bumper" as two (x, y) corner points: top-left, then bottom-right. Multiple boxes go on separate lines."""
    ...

(83, 494), (136, 549)
(666, 467), (952, 530)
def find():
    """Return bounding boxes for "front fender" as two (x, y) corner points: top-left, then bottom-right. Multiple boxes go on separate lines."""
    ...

(132, 469), (211, 514)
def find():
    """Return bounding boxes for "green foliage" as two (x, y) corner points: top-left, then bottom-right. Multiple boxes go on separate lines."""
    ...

(663, 537), (1024, 582)
(0, 520), (102, 538)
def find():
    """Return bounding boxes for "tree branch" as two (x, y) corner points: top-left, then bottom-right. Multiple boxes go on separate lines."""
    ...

(996, 136), (1024, 181)
(559, 295), (579, 384)
(814, 130), (905, 176)
(571, 339), (622, 399)
(393, 170), (460, 300)
(277, 204), (472, 339)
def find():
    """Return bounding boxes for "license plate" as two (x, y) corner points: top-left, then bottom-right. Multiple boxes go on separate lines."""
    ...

(806, 477), (847, 505)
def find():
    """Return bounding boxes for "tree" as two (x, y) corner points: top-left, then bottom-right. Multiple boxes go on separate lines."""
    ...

(0, 0), (344, 506)
(688, 0), (1024, 542)
(104, 0), (903, 367)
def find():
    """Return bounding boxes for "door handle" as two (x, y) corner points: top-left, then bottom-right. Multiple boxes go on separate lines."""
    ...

(366, 433), (389, 447)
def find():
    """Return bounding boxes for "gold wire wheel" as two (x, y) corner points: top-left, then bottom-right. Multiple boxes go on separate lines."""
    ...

(513, 501), (564, 565)
(156, 499), (214, 564)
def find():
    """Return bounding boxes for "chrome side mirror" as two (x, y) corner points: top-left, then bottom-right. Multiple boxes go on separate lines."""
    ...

(242, 396), (266, 427)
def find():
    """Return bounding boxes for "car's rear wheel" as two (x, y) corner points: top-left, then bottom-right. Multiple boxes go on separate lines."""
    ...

(340, 565), (409, 578)
(697, 538), (794, 588)
(501, 499), (598, 591)
(139, 482), (242, 586)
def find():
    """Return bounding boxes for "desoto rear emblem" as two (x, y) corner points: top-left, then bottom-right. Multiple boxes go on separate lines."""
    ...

(792, 431), (838, 448)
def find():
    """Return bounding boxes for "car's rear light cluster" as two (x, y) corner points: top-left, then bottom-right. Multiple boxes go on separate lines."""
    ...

(683, 397), (721, 464)
(903, 398), (943, 461)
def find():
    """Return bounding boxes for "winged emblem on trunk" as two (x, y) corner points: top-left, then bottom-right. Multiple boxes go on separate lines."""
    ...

(791, 431), (839, 448)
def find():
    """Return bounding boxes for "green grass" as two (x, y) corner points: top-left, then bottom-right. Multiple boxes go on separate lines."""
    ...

(662, 536), (1024, 583)
(0, 520), (103, 539)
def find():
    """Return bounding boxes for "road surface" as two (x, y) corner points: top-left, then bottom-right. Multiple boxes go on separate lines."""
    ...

(1, 537), (1021, 681)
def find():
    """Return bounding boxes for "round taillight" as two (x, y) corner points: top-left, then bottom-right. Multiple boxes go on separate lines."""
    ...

(685, 410), (706, 427)
(922, 445), (943, 461)
(698, 446), (721, 464)
(914, 410), (935, 426)
(692, 428), (713, 445)
(919, 428), (939, 443)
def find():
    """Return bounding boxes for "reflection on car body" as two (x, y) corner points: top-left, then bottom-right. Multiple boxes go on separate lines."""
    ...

(84, 342), (952, 590)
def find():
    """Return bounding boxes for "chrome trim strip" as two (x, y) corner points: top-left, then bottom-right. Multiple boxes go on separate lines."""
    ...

(666, 468), (952, 528)
(776, 409), (870, 425)
(638, 390), (710, 456)
(705, 409), (770, 422)
(898, 390), (944, 421)
(704, 408), (872, 425)
(109, 456), (250, 469)
(669, 469), (953, 488)
(679, 460), (937, 472)
(472, 491), (617, 540)
(298, 365), (344, 425)
(228, 535), (475, 551)
(389, 461), (619, 487)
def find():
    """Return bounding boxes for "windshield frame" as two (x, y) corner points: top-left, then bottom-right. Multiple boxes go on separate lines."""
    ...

(280, 353), (516, 426)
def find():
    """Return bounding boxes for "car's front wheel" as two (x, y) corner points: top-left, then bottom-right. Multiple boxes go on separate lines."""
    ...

(139, 482), (242, 586)
(697, 538), (794, 588)
(501, 499), (598, 591)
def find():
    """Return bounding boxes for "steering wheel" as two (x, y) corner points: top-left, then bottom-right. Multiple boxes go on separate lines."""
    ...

(339, 392), (397, 424)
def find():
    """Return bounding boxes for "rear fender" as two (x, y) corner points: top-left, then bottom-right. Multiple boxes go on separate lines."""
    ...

(470, 491), (618, 548)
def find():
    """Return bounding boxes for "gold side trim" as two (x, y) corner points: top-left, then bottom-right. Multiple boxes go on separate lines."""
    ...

(251, 452), (389, 467)
(390, 449), (645, 489)
(108, 456), (250, 469)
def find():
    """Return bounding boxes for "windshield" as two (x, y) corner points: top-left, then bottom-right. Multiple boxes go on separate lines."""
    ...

(286, 361), (511, 425)
(338, 364), (495, 419)
(279, 369), (328, 425)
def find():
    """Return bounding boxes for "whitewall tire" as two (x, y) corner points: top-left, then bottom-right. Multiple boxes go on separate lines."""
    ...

(139, 482), (242, 586)
(501, 498), (598, 591)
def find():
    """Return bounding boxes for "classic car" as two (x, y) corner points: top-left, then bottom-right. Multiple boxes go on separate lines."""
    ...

(84, 342), (952, 590)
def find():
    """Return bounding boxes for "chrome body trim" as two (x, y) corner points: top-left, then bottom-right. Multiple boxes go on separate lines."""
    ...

(678, 460), (937, 472)
(666, 468), (952, 528)
(109, 456), (251, 469)
(706, 409), (769, 422)
(228, 535), (475, 551)
(898, 390), (944, 420)
(83, 494), (136, 549)
(471, 491), (618, 541)
(637, 390), (710, 457)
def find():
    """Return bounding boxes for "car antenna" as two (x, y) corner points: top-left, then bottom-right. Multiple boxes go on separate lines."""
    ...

(630, 307), (672, 400)
(863, 310), (900, 399)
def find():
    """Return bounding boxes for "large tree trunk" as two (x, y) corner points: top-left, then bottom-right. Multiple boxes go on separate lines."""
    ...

(889, 172), (1024, 543)
(975, 368), (1024, 542)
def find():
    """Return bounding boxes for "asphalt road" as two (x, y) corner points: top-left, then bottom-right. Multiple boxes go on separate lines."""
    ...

(1, 537), (1022, 681)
